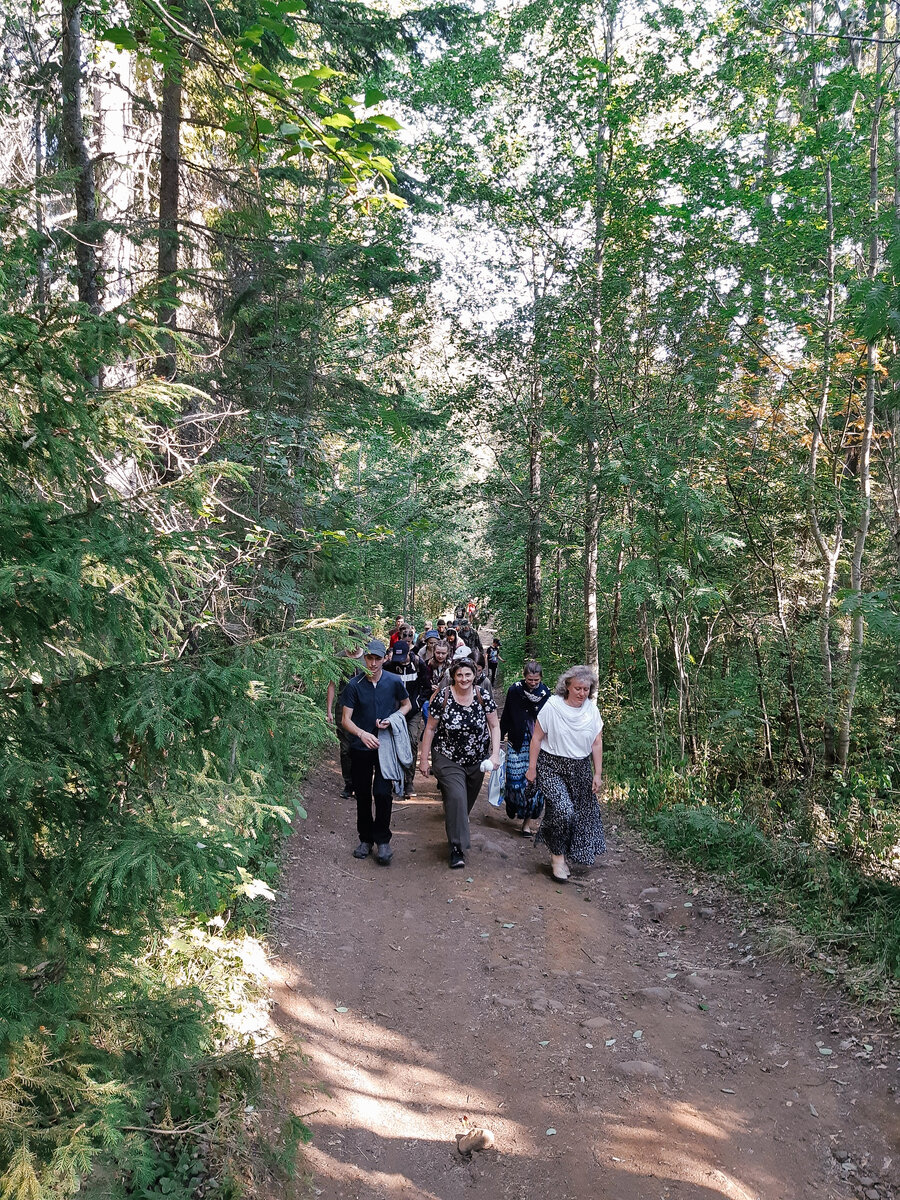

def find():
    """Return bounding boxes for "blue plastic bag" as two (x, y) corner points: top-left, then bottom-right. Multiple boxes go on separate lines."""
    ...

(486, 748), (506, 807)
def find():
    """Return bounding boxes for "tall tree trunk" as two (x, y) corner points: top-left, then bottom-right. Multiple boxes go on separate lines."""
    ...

(34, 100), (48, 316)
(751, 624), (774, 768)
(808, 158), (842, 766)
(403, 536), (409, 615)
(156, 60), (182, 380)
(524, 355), (543, 657)
(60, 0), (100, 310)
(583, 441), (600, 673)
(663, 604), (697, 761)
(772, 569), (811, 765)
(838, 27), (885, 769)
(551, 544), (562, 634)
(638, 602), (662, 771)
(583, 9), (614, 675)
(607, 521), (625, 680)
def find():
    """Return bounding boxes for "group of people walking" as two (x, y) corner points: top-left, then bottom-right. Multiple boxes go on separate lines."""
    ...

(326, 612), (605, 882)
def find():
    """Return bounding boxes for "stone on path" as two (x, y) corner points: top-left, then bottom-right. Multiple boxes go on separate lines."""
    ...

(456, 1128), (495, 1155)
(618, 1060), (666, 1081)
(581, 1015), (614, 1030)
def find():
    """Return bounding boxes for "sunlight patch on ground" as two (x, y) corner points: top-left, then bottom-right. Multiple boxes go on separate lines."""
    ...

(600, 1100), (766, 1200)
(300, 1152), (449, 1200)
(272, 971), (537, 1152)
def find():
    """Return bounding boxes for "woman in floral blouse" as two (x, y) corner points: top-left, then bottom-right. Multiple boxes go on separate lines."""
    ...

(418, 659), (501, 869)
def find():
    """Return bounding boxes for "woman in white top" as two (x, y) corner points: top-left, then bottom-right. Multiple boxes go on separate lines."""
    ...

(525, 665), (604, 883)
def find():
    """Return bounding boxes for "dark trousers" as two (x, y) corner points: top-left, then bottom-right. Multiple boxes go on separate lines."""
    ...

(336, 708), (353, 790)
(350, 749), (393, 845)
(404, 711), (423, 792)
(433, 751), (485, 850)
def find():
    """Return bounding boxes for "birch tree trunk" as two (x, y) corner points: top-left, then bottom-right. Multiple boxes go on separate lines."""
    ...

(838, 26), (885, 769)
(524, 354), (543, 657)
(808, 158), (842, 766)
(638, 601), (662, 770)
(583, 8), (614, 676)
(607, 517), (625, 680)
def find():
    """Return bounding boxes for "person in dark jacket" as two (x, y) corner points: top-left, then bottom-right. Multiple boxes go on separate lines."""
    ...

(499, 661), (550, 836)
(384, 635), (428, 798)
(342, 639), (410, 864)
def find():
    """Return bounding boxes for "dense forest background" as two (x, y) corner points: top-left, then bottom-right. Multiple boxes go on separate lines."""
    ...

(3, 0), (900, 1194)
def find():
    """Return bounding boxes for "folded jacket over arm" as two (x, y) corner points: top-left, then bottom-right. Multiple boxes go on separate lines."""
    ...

(378, 710), (413, 796)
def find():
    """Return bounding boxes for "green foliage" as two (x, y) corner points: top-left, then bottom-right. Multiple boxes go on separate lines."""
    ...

(0, 0), (479, 1184)
(0, 169), (341, 1193)
(96, 0), (406, 202)
(619, 783), (900, 1002)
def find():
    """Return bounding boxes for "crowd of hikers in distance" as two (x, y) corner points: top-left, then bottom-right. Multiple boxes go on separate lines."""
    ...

(325, 604), (606, 881)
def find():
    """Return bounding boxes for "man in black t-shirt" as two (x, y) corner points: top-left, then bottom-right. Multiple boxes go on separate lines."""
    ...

(342, 639), (410, 865)
(326, 630), (369, 797)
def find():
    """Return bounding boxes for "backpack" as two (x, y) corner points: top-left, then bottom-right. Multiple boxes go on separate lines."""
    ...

(336, 665), (365, 709)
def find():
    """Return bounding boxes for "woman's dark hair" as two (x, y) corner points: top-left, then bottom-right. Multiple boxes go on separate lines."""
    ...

(448, 658), (476, 682)
(523, 660), (542, 677)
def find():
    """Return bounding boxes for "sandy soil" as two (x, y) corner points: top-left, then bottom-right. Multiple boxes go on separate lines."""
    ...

(267, 749), (900, 1200)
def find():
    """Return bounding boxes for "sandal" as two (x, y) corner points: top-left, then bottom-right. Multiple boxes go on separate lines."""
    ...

(550, 855), (570, 882)
(521, 826), (535, 837)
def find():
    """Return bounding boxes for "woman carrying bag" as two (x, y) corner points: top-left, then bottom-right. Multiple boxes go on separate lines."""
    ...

(500, 660), (550, 836)
(418, 658), (501, 869)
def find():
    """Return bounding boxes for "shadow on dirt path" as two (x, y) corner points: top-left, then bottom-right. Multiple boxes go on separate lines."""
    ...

(266, 744), (899, 1200)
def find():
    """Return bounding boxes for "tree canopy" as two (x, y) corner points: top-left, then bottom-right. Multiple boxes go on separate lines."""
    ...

(3, 0), (900, 1192)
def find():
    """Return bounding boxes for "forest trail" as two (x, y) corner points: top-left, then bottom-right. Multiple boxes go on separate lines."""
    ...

(267, 754), (900, 1200)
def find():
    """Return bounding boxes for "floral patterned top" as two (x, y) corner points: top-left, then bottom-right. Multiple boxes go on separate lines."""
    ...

(430, 685), (497, 766)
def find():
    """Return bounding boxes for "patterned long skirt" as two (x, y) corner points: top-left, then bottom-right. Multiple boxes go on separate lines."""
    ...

(504, 737), (544, 820)
(534, 750), (605, 864)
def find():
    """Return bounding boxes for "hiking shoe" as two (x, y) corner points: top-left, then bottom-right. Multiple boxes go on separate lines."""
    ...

(352, 841), (372, 859)
(374, 843), (393, 865)
(340, 786), (354, 799)
(448, 844), (465, 869)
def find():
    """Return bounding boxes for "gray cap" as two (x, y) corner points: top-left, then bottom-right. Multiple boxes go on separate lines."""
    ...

(365, 638), (387, 656)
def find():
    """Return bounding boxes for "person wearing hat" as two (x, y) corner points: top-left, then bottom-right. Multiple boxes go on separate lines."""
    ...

(415, 628), (440, 662)
(325, 624), (371, 798)
(341, 639), (411, 864)
(385, 630), (428, 798)
(412, 620), (434, 657)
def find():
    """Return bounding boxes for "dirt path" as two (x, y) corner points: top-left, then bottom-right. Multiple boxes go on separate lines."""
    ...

(267, 751), (899, 1200)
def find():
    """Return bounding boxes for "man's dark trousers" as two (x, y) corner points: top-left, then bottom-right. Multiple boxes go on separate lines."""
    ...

(351, 749), (393, 844)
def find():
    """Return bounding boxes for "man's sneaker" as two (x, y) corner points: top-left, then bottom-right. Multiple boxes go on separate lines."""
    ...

(448, 844), (465, 869)
(374, 843), (393, 865)
(340, 786), (353, 799)
(352, 841), (372, 859)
